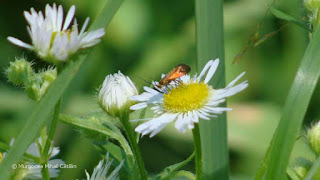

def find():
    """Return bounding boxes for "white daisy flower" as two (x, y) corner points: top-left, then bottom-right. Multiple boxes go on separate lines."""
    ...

(7, 3), (105, 63)
(5, 137), (64, 179)
(98, 71), (139, 117)
(86, 153), (124, 180)
(130, 59), (248, 137)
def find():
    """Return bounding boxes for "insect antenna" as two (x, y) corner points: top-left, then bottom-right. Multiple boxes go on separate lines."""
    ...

(131, 75), (154, 86)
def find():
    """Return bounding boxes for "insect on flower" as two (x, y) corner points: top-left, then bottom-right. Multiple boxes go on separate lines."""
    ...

(156, 64), (191, 89)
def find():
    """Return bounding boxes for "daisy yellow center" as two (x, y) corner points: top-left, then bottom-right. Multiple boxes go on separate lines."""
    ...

(163, 82), (210, 113)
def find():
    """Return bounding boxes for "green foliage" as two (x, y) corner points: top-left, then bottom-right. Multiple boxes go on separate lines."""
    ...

(0, 1), (124, 178)
(59, 113), (132, 156)
(195, 0), (228, 179)
(264, 20), (320, 180)
(58, 112), (139, 178)
(156, 152), (194, 180)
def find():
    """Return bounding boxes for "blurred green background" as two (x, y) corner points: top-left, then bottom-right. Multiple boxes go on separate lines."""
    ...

(0, 0), (318, 179)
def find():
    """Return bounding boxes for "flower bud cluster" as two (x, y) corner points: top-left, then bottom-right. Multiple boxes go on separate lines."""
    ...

(6, 57), (57, 102)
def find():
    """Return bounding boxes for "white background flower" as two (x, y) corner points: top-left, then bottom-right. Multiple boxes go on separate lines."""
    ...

(86, 153), (124, 180)
(7, 3), (105, 62)
(5, 137), (64, 179)
(130, 59), (248, 137)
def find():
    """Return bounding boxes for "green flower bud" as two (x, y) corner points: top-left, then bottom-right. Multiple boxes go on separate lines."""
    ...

(98, 71), (138, 117)
(41, 68), (57, 84)
(25, 68), (57, 102)
(307, 121), (320, 155)
(6, 58), (33, 85)
(304, 0), (320, 12)
(292, 157), (313, 179)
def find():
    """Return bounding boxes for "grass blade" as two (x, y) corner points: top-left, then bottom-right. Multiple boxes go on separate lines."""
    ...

(264, 25), (320, 179)
(195, 0), (228, 179)
(0, 0), (124, 178)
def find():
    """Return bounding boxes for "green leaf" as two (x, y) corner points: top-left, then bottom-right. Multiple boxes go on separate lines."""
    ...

(59, 113), (140, 178)
(270, 6), (312, 32)
(156, 152), (195, 180)
(59, 113), (132, 156)
(264, 19), (320, 180)
(169, 170), (196, 180)
(0, 0), (124, 178)
(195, 0), (228, 179)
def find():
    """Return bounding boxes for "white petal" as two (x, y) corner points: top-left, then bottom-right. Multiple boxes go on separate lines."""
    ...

(196, 111), (210, 120)
(130, 103), (147, 110)
(220, 81), (248, 98)
(130, 92), (153, 101)
(80, 17), (90, 35)
(135, 113), (176, 136)
(227, 72), (246, 88)
(175, 114), (188, 132)
(63, 5), (75, 30)
(204, 59), (219, 84)
(197, 59), (214, 81)
(144, 86), (160, 95)
(7, 37), (33, 50)
(57, 5), (63, 31)
(150, 124), (166, 137)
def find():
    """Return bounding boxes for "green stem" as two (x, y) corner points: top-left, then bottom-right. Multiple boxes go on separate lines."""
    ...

(195, 0), (229, 179)
(120, 111), (148, 180)
(192, 124), (202, 180)
(41, 99), (61, 180)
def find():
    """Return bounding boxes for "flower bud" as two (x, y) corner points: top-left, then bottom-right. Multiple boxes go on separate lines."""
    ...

(25, 68), (57, 102)
(304, 0), (320, 12)
(6, 58), (33, 85)
(41, 68), (57, 84)
(307, 121), (320, 155)
(0, 152), (2, 163)
(98, 71), (138, 117)
(292, 157), (313, 179)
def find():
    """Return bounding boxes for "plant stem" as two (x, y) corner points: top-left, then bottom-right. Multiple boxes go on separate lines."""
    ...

(120, 111), (148, 180)
(41, 99), (61, 180)
(195, 0), (229, 179)
(192, 124), (202, 179)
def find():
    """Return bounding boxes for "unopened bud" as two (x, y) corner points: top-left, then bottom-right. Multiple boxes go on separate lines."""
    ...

(6, 58), (33, 85)
(307, 121), (320, 155)
(98, 71), (138, 117)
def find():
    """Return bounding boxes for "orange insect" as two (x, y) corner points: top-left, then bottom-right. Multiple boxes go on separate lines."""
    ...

(156, 64), (191, 89)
